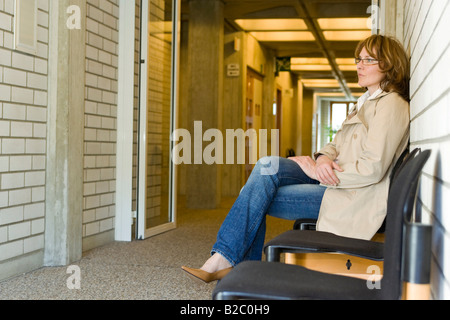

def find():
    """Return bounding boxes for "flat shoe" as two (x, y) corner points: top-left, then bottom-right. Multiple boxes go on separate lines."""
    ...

(181, 266), (233, 283)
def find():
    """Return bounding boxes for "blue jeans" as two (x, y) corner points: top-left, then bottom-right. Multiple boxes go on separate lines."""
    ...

(211, 156), (326, 266)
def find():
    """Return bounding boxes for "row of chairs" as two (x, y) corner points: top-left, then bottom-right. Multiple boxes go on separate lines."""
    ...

(213, 148), (432, 300)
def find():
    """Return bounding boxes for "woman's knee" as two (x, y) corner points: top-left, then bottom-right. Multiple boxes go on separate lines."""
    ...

(255, 156), (281, 176)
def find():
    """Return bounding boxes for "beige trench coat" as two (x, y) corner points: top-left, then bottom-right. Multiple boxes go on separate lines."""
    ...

(315, 91), (410, 240)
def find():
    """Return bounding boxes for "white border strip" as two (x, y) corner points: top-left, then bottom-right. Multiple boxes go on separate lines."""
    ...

(115, 0), (135, 241)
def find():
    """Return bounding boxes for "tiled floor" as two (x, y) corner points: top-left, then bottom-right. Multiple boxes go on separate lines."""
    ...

(0, 197), (292, 300)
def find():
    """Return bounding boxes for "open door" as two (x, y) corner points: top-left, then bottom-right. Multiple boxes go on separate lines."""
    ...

(137, 0), (180, 239)
(245, 68), (264, 182)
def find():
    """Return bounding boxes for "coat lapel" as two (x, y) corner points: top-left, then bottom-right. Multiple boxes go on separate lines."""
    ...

(344, 91), (392, 129)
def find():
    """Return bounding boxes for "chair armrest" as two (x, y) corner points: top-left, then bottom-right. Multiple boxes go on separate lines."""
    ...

(293, 219), (317, 230)
(264, 230), (384, 262)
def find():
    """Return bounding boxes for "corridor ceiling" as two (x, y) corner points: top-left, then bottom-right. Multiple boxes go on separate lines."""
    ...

(183, 0), (373, 99)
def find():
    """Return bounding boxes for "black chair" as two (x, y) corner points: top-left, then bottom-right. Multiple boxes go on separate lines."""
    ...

(213, 149), (431, 300)
(264, 148), (419, 263)
(294, 148), (414, 232)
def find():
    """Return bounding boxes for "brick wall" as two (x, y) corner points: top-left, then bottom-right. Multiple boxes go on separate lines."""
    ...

(0, 0), (48, 263)
(83, 0), (119, 247)
(404, 0), (450, 299)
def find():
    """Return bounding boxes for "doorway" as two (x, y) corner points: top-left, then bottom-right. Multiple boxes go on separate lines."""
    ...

(137, 0), (180, 239)
(245, 67), (264, 181)
(275, 88), (282, 157)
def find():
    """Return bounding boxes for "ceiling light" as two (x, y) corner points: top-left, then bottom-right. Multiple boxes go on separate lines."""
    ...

(250, 31), (315, 42)
(291, 58), (329, 65)
(290, 57), (331, 72)
(315, 92), (364, 98)
(301, 79), (340, 88)
(339, 65), (357, 71)
(336, 58), (356, 65)
(235, 19), (307, 31)
(323, 30), (372, 41)
(290, 58), (357, 72)
(317, 18), (371, 30)
(336, 58), (357, 71)
(291, 65), (332, 71)
(301, 79), (360, 88)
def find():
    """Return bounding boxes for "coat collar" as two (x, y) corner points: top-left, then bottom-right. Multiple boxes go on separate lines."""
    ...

(344, 91), (392, 128)
(370, 90), (391, 100)
(355, 89), (389, 112)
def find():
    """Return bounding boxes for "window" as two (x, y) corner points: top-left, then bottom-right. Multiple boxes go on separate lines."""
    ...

(328, 101), (355, 142)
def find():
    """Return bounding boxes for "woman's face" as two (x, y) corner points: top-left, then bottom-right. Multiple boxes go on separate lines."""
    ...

(357, 47), (386, 95)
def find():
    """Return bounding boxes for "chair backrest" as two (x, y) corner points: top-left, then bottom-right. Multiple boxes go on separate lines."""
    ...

(380, 149), (431, 300)
(389, 147), (419, 188)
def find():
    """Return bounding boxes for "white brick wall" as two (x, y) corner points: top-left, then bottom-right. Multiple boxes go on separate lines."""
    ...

(83, 0), (119, 240)
(404, 0), (450, 299)
(0, 0), (48, 264)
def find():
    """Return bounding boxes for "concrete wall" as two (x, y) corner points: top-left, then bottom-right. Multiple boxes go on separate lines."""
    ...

(298, 87), (313, 157)
(222, 31), (244, 196)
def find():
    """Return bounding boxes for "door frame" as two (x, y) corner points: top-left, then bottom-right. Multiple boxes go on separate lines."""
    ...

(115, 0), (135, 241)
(275, 87), (282, 157)
(136, 0), (180, 239)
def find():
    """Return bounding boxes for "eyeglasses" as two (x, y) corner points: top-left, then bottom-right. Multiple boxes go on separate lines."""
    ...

(355, 58), (379, 65)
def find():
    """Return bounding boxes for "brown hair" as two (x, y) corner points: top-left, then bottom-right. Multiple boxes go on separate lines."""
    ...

(355, 35), (410, 101)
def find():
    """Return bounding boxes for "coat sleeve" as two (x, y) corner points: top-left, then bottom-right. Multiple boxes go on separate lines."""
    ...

(333, 94), (410, 189)
(314, 142), (337, 161)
